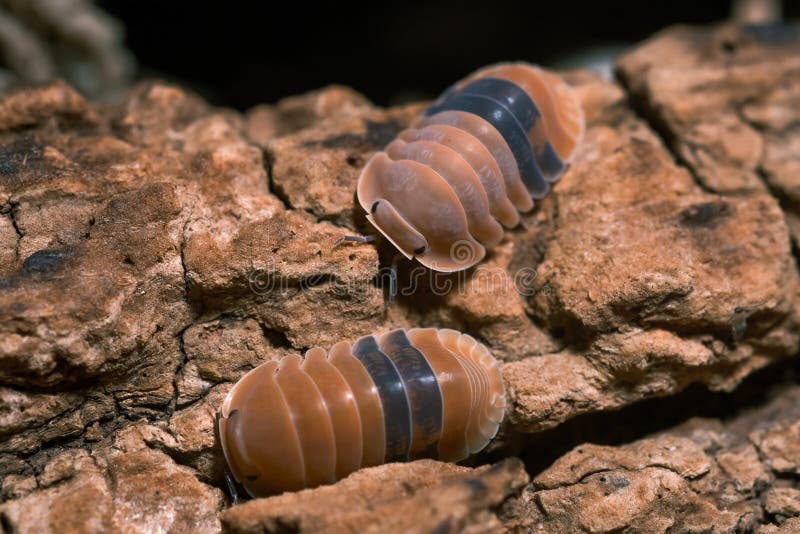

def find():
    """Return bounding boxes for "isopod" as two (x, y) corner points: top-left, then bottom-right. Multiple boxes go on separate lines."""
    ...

(217, 327), (505, 497)
(357, 62), (584, 271)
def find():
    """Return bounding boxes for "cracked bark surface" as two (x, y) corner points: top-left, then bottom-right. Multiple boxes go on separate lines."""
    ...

(617, 23), (800, 240)
(1, 22), (799, 534)
(499, 383), (800, 533)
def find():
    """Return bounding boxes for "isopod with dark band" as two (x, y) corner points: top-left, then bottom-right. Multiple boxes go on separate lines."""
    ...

(356, 62), (584, 271)
(217, 328), (505, 498)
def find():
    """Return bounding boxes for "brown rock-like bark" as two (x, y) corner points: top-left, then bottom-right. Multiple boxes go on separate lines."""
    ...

(499, 385), (800, 533)
(0, 21), (798, 534)
(220, 459), (528, 534)
(617, 24), (800, 240)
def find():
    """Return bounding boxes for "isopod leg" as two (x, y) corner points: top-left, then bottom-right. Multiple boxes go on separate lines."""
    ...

(387, 254), (400, 307)
(331, 233), (402, 308)
(216, 410), (241, 506)
(333, 234), (376, 247)
(224, 467), (241, 506)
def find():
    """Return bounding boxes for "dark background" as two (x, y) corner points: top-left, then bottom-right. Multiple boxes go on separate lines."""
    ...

(99, 1), (798, 109)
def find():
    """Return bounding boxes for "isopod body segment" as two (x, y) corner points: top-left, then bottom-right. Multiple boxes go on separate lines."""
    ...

(218, 328), (505, 497)
(357, 62), (585, 271)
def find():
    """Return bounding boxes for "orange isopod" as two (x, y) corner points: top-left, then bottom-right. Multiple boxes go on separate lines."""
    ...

(217, 328), (505, 497)
(356, 62), (584, 272)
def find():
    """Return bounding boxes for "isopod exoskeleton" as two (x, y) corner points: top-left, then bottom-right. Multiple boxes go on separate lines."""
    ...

(217, 328), (505, 497)
(357, 62), (584, 272)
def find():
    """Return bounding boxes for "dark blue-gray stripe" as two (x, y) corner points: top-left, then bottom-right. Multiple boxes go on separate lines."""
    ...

(379, 329), (443, 460)
(352, 335), (412, 462)
(457, 78), (566, 181)
(427, 93), (549, 198)
(458, 78), (539, 130)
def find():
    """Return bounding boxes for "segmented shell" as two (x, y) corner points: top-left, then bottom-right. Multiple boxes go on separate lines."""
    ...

(218, 328), (505, 497)
(357, 62), (584, 272)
